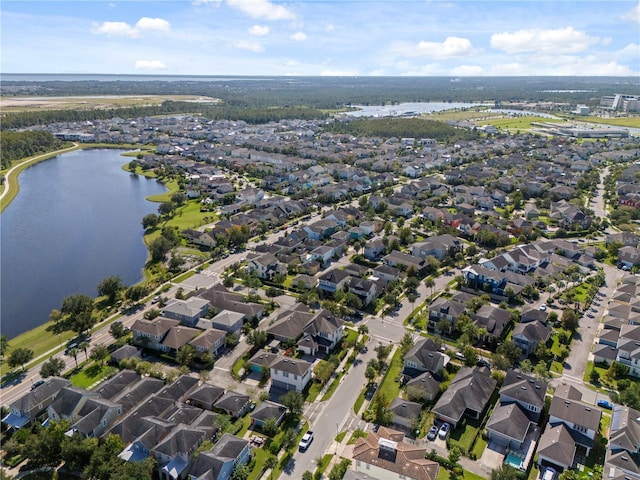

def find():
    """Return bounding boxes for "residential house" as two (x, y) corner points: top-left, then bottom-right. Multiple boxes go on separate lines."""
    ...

(163, 297), (211, 327)
(187, 384), (225, 411)
(404, 372), (441, 403)
(372, 264), (401, 285)
(352, 427), (439, 480)
(199, 286), (264, 321)
(537, 424), (577, 473)
(605, 404), (640, 479)
(403, 338), (447, 375)
(512, 321), (552, 356)
(382, 251), (424, 271)
(427, 295), (468, 332)
(432, 367), (497, 427)
(210, 310), (245, 334)
(247, 253), (287, 280)
(132, 317), (181, 351)
(269, 357), (313, 392)
(347, 277), (378, 306)
(486, 402), (534, 450)
(410, 234), (462, 261)
(389, 398), (422, 432)
(187, 434), (251, 480)
(2, 377), (72, 429)
(619, 246), (640, 268)
(161, 325), (201, 355)
(155, 425), (215, 480)
(548, 387), (602, 456)
(499, 370), (547, 422)
(249, 401), (286, 429)
(213, 391), (251, 418)
(364, 239), (386, 260)
(189, 328), (226, 357)
(471, 304), (512, 339)
(318, 268), (352, 294)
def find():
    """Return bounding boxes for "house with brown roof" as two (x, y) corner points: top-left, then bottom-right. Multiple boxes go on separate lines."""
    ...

(352, 427), (439, 480)
(269, 357), (313, 392)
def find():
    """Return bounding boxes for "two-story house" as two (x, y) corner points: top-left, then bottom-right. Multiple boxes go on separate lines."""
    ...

(2, 377), (72, 429)
(246, 252), (287, 280)
(269, 357), (313, 392)
(187, 433), (251, 480)
(163, 297), (211, 327)
(318, 268), (352, 294)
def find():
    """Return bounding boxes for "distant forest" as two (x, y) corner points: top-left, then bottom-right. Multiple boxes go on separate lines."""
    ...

(1, 76), (638, 131)
(3, 76), (639, 107)
(0, 131), (65, 168)
(328, 118), (479, 143)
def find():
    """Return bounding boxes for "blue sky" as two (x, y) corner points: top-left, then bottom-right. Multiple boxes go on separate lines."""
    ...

(1, 0), (639, 76)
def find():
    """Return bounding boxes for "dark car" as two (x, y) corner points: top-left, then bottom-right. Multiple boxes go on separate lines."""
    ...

(31, 380), (45, 390)
(427, 425), (438, 441)
(597, 399), (613, 410)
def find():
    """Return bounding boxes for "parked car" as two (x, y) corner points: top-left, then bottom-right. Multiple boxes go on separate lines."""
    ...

(477, 359), (491, 368)
(427, 425), (438, 441)
(438, 423), (450, 439)
(542, 467), (556, 480)
(299, 431), (314, 451)
(597, 399), (614, 410)
(151, 296), (160, 304)
(31, 380), (45, 390)
(539, 304), (547, 311)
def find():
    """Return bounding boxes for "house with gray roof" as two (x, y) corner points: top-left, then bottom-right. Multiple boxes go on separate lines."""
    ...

(3, 377), (72, 429)
(214, 391), (251, 418)
(132, 317), (181, 351)
(499, 370), (547, 422)
(154, 424), (215, 480)
(405, 372), (441, 403)
(210, 310), (244, 334)
(512, 320), (552, 356)
(548, 388), (602, 456)
(605, 404), (640, 479)
(199, 285), (264, 321)
(432, 367), (496, 427)
(187, 384), (225, 411)
(249, 400), (286, 429)
(486, 402), (533, 450)
(403, 338), (447, 376)
(163, 297), (211, 327)
(270, 357), (313, 392)
(187, 433), (251, 480)
(161, 325), (201, 355)
(537, 424), (577, 473)
(189, 328), (226, 356)
(389, 398), (422, 432)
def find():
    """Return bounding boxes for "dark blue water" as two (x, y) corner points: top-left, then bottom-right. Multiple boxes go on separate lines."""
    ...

(0, 149), (167, 339)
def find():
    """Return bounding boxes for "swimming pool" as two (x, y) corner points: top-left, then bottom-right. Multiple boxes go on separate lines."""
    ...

(504, 451), (525, 470)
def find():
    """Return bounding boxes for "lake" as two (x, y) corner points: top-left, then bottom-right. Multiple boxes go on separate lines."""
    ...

(0, 149), (167, 339)
(341, 102), (490, 117)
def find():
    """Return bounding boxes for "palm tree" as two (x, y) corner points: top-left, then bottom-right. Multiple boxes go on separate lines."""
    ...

(424, 278), (435, 296)
(68, 348), (79, 368)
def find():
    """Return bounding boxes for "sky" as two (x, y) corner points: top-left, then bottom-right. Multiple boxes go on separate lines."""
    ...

(1, 0), (639, 76)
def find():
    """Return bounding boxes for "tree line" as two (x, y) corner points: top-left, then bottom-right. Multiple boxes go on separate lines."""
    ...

(0, 131), (66, 169)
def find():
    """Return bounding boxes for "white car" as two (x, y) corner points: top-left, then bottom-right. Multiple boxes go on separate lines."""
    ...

(539, 304), (547, 311)
(542, 467), (556, 480)
(299, 431), (314, 451)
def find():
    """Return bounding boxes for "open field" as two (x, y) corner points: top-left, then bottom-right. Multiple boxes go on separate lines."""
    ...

(0, 94), (219, 113)
(481, 116), (568, 131)
(572, 116), (640, 128)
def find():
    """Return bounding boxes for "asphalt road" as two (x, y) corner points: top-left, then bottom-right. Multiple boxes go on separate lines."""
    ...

(283, 347), (378, 477)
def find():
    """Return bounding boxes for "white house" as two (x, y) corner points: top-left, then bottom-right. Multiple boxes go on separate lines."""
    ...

(269, 357), (313, 392)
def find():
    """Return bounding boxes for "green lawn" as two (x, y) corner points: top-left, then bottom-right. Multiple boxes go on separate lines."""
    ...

(335, 431), (347, 443)
(437, 468), (488, 480)
(314, 454), (333, 477)
(448, 418), (481, 454)
(374, 348), (403, 402)
(173, 270), (197, 283)
(69, 363), (117, 388)
(306, 381), (323, 402)
(354, 386), (367, 414)
(247, 447), (269, 480)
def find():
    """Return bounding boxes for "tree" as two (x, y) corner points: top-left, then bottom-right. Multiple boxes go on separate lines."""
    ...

(97, 276), (124, 304)
(280, 390), (304, 417)
(8, 347), (34, 370)
(67, 347), (79, 368)
(496, 341), (522, 364)
(302, 471), (313, 480)
(491, 465), (522, 480)
(223, 275), (235, 288)
(171, 192), (187, 207)
(177, 344), (196, 367)
(262, 418), (279, 437)
(141, 213), (159, 229)
(110, 321), (127, 339)
(462, 344), (479, 367)
(265, 455), (278, 479)
(247, 329), (268, 349)
(61, 293), (95, 335)
(358, 325), (369, 335)
(0, 335), (8, 357)
(149, 236), (173, 262)
(561, 309), (580, 331)
(90, 344), (110, 365)
(399, 332), (414, 354)
(125, 284), (148, 304)
(40, 357), (66, 377)
(365, 365), (377, 384)
(314, 360), (335, 385)
(533, 360), (551, 379)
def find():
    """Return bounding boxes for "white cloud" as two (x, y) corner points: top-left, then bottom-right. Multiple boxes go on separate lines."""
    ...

(324, 23), (334, 32)
(226, 0), (296, 20)
(491, 27), (598, 54)
(233, 40), (264, 52)
(135, 17), (171, 32)
(135, 60), (167, 70)
(450, 65), (485, 76)
(92, 21), (140, 38)
(392, 36), (475, 59)
(615, 43), (640, 60)
(249, 25), (269, 36)
(621, 4), (640, 24)
(291, 31), (306, 41)
(92, 17), (170, 38)
(285, 60), (300, 66)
